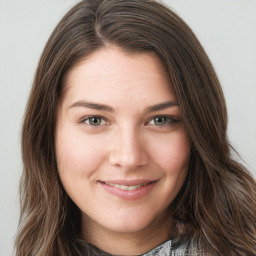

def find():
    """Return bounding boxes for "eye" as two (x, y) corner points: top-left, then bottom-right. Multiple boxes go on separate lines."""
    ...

(82, 116), (107, 126)
(147, 115), (177, 126)
(152, 116), (167, 125)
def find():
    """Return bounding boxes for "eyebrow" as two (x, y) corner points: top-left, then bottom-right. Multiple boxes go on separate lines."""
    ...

(69, 101), (114, 112)
(69, 100), (178, 113)
(144, 101), (179, 113)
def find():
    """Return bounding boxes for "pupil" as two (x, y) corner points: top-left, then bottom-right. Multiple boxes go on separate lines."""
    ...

(155, 116), (166, 125)
(90, 117), (100, 125)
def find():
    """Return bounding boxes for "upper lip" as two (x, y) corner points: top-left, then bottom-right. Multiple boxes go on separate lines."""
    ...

(99, 179), (157, 186)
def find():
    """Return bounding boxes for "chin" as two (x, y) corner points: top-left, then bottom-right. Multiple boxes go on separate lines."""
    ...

(101, 209), (165, 234)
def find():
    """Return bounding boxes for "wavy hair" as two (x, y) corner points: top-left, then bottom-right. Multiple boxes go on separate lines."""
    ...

(15, 0), (256, 255)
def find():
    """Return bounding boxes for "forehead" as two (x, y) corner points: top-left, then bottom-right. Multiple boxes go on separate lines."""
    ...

(61, 46), (176, 106)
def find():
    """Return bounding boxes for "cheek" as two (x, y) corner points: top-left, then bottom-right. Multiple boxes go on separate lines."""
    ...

(152, 132), (190, 203)
(55, 127), (106, 180)
(150, 131), (191, 175)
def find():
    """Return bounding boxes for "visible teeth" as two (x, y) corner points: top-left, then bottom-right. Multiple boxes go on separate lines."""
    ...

(105, 182), (148, 191)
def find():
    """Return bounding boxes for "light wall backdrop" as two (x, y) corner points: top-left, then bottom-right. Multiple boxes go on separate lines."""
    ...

(0, 0), (255, 255)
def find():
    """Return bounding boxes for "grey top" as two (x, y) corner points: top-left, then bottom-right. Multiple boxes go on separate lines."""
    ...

(78, 238), (191, 256)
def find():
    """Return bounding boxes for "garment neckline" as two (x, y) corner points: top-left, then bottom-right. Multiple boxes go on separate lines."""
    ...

(77, 237), (189, 256)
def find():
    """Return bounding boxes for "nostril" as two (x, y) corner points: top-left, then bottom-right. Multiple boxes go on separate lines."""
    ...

(108, 150), (148, 169)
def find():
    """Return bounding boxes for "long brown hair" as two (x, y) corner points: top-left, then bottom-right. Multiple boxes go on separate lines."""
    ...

(15, 0), (256, 255)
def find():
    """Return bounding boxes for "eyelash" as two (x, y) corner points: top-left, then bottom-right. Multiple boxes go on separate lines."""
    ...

(146, 115), (177, 127)
(79, 116), (109, 126)
(79, 115), (178, 127)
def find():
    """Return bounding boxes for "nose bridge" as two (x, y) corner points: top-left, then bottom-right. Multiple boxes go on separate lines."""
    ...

(108, 124), (148, 169)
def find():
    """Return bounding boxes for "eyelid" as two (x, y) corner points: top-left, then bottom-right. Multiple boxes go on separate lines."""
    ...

(78, 114), (179, 127)
(79, 115), (110, 125)
(146, 115), (177, 125)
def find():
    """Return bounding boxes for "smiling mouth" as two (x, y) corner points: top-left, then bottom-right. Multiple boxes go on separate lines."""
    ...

(99, 180), (157, 200)
(103, 182), (149, 191)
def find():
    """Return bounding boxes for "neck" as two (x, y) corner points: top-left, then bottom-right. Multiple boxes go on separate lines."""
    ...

(81, 213), (173, 255)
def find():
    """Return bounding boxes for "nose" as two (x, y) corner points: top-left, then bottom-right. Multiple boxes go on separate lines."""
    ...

(108, 127), (149, 170)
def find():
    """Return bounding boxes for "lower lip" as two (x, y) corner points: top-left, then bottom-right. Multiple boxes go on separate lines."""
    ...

(99, 181), (157, 200)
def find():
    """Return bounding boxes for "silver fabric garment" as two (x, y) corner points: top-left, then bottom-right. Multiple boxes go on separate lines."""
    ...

(78, 239), (191, 256)
(141, 239), (190, 256)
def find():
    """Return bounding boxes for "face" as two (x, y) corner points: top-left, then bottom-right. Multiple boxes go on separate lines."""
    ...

(55, 47), (190, 240)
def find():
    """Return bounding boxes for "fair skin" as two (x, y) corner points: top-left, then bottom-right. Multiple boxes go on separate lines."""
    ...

(55, 46), (191, 255)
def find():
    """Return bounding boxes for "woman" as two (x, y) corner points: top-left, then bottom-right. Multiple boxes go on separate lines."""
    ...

(15, 0), (256, 255)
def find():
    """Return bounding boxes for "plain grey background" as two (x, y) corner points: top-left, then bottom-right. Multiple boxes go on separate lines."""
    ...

(0, 0), (255, 255)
